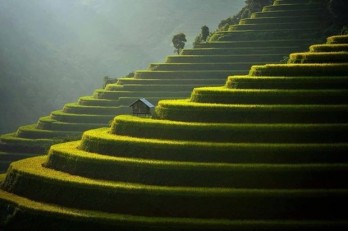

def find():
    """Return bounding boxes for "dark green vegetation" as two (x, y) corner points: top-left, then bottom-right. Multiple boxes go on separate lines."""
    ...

(172, 33), (187, 54)
(1, 24), (348, 231)
(0, 0), (339, 173)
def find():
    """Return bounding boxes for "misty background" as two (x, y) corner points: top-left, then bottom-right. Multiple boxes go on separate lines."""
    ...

(0, 0), (244, 134)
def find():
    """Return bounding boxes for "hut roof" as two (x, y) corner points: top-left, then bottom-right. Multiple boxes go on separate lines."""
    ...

(129, 98), (155, 108)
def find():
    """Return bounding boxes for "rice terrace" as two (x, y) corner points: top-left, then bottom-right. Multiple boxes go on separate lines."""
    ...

(0, 0), (348, 230)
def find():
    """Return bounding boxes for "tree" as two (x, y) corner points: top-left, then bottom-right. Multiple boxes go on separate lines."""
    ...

(172, 33), (187, 54)
(193, 26), (210, 47)
(201, 25), (210, 42)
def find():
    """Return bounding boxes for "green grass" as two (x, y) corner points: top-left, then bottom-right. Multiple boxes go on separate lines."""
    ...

(249, 64), (348, 76)
(105, 84), (206, 92)
(226, 76), (348, 89)
(63, 103), (130, 115)
(116, 78), (225, 85)
(288, 52), (348, 63)
(79, 96), (177, 108)
(37, 116), (107, 131)
(111, 115), (348, 143)
(327, 35), (348, 44)
(1, 188), (347, 231)
(251, 9), (326, 19)
(78, 96), (123, 107)
(165, 54), (284, 63)
(50, 110), (115, 124)
(309, 44), (348, 52)
(149, 62), (249, 71)
(240, 15), (324, 24)
(229, 21), (321, 31)
(262, 4), (325, 12)
(46, 141), (348, 188)
(78, 127), (348, 163)
(273, 0), (326, 5)
(155, 99), (348, 123)
(15, 124), (82, 139)
(0, 133), (54, 154)
(94, 89), (190, 100)
(196, 39), (312, 48)
(190, 87), (348, 104)
(210, 29), (319, 42)
(181, 47), (300, 55)
(133, 70), (242, 80)
(3, 156), (348, 220)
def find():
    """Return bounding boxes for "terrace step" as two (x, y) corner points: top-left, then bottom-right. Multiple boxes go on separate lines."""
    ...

(93, 90), (189, 100)
(37, 116), (107, 131)
(0, 187), (347, 231)
(155, 100), (348, 123)
(274, 0), (326, 5)
(79, 128), (348, 163)
(47, 142), (348, 188)
(78, 96), (178, 107)
(190, 88), (348, 105)
(249, 63), (348, 76)
(16, 124), (82, 139)
(212, 29), (320, 41)
(226, 76), (348, 90)
(0, 133), (52, 154)
(111, 115), (348, 144)
(105, 84), (216, 92)
(251, 9), (327, 18)
(134, 70), (240, 80)
(229, 21), (322, 31)
(288, 52), (348, 63)
(50, 110), (116, 124)
(310, 44), (348, 52)
(240, 15), (325, 24)
(78, 96), (123, 107)
(328, 35), (348, 44)
(181, 46), (301, 55)
(262, 3), (325, 12)
(195, 39), (313, 48)
(116, 78), (225, 85)
(3, 157), (348, 220)
(164, 54), (283, 63)
(61, 103), (136, 115)
(148, 63), (261, 71)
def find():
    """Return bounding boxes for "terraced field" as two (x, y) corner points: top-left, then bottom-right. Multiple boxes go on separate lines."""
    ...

(1, 31), (347, 230)
(0, 0), (334, 172)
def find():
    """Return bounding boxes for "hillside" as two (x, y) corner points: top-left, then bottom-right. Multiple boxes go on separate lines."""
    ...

(0, 0), (347, 228)
(1, 30), (348, 230)
(0, 0), (338, 173)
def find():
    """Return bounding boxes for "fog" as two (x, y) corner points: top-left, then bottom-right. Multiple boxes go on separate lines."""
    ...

(0, 0), (244, 133)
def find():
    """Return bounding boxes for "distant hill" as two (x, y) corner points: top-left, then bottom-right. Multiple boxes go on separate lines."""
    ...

(0, 0), (245, 133)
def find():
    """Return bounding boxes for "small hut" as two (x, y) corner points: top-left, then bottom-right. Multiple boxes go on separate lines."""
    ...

(129, 98), (154, 117)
